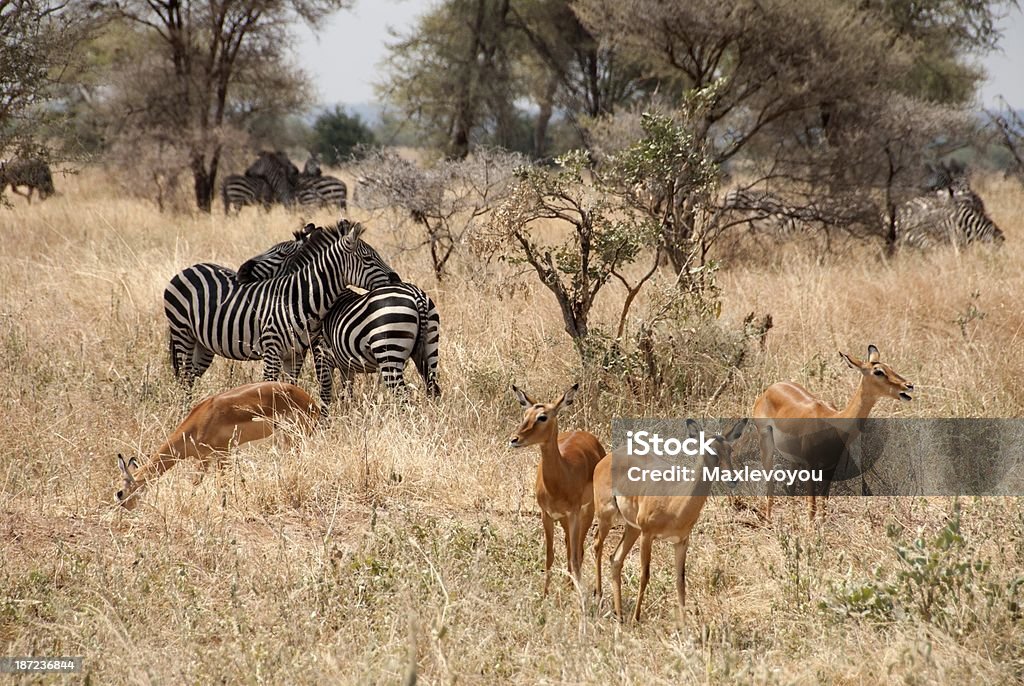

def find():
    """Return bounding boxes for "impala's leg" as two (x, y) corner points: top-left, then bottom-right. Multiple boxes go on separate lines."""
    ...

(542, 512), (555, 597)
(611, 524), (641, 622)
(632, 533), (654, 623)
(758, 424), (777, 520)
(577, 502), (595, 582)
(561, 517), (574, 582)
(593, 511), (612, 601)
(674, 537), (691, 619)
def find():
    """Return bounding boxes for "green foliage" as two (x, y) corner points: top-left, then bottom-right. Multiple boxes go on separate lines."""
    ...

(310, 106), (377, 165)
(823, 502), (1024, 634)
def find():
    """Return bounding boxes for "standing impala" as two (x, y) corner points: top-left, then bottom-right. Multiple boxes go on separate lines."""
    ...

(509, 383), (606, 595)
(115, 382), (318, 510)
(592, 419), (748, 622)
(752, 344), (914, 519)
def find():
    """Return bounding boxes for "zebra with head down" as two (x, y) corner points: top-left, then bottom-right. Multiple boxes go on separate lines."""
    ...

(895, 163), (1005, 249)
(245, 151), (300, 206)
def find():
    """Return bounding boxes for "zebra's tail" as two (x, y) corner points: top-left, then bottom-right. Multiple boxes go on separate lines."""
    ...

(410, 287), (439, 397)
(168, 330), (181, 380)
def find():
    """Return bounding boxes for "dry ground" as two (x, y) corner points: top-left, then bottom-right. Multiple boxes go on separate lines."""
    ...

(0, 168), (1022, 684)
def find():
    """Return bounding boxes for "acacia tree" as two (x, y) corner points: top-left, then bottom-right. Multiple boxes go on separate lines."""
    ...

(574, 0), (1009, 265)
(100, 0), (351, 212)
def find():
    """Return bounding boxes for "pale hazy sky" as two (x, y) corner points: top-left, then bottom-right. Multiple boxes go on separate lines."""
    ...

(294, 1), (1024, 109)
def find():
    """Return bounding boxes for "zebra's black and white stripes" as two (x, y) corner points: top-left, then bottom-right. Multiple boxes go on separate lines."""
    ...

(245, 151), (299, 206)
(295, 174), (348, 210)
(222, 174), (273, 214)
(895, 179), (1005, 249)
(163, 220), (400, 387)
(238, 225), (441, 403)
(312, 284), (441, 407)
(236, 224), (316, 282)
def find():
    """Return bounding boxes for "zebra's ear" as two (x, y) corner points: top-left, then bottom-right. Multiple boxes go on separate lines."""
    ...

(341, 221), (366, 249)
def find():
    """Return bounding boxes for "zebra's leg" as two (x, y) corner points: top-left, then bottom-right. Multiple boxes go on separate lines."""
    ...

(261, 345), (283, 382)
(189, 346), (216, 384)
(378, 361), (408, 396)
(313, 342), (335, 416)
(280, 349), (305, 385)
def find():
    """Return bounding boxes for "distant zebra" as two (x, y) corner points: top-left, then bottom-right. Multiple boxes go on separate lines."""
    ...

(222, 174), (273, 214)
(895, 179), (1004, 249)
(163, 219), (400, 387)
(1, 157), (55, 203)
(245, 151), (299, 205)
(720, 188), (803, 236)
(295, 174), (347, 210)
(313, 283), (441, 407)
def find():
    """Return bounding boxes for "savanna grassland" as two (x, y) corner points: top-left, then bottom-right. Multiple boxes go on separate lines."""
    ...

(1, 168), (1023, 684)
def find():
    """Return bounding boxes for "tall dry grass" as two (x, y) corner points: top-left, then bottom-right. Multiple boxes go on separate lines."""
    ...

(0, 168), (1022, 684)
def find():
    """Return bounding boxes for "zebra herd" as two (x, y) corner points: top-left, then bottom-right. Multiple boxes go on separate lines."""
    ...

(163, 218), (440, 411)
(719, 163), (1005, 250)
(222, 151), (348, 214)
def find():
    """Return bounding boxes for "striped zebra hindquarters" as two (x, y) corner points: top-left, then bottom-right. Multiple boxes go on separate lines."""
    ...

(313, 283), (440, 410)
(296, 174), (348, 210)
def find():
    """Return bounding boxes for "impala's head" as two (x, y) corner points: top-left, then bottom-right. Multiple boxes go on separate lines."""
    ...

(508, 383), (578, 448)
(115, 453), (143, 510)
(840, 344), (914, 402)
(686, 418), (748, 483)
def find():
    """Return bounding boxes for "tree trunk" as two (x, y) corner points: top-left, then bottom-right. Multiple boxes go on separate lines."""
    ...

(533, 74), (558, 160)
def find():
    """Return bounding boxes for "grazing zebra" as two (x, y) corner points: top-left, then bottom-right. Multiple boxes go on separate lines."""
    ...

(222, 174), (273, 214)
(163, 219), (400, 387)
(895, 180), (1005, 249)
(1, 157), (55, 203)
(295, 174), (348, 210)
(313, 283), (441, 407)
(720, 188), (804, 237)
(245, 151), (299, 205)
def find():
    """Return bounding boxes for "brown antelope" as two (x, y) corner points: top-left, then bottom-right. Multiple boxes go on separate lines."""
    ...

(592, 418), (748, 622)
(752, 344), (914, 520)
(115, 382), (318, 510)
(509, 383), (606, 595)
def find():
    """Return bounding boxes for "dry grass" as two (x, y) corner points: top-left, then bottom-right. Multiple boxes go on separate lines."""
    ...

(0, 168), (1022, 684)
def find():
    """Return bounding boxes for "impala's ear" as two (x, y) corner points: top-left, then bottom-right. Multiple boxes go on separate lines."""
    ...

(867, 345), (880, 363)
(117, 454), (135, 482)
(840, 351), (865, 371)
(512, 385), (534, 408)
(558, 383), (580, 409)
(724, 418), (748, 442)
(685, 418), (701, 440)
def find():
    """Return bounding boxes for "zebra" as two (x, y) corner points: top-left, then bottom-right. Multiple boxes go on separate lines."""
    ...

(312, 283), (441, 407)
(720, 188), (803, 237)
(895, 178), (1005, 249)
(1, 157), (55, 203)
(236, 226), (441, 405)
(245, 151), (299, 205)
(295, 174), (348, 210)
(163, 219), (401, 388)
(222, 174), (273, 214)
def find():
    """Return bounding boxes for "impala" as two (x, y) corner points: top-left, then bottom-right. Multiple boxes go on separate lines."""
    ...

(752, 344), (914, 519)
(592, 418), (748, 622)
(115, 382), (318, 509)
(509, 383), (606, 595)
